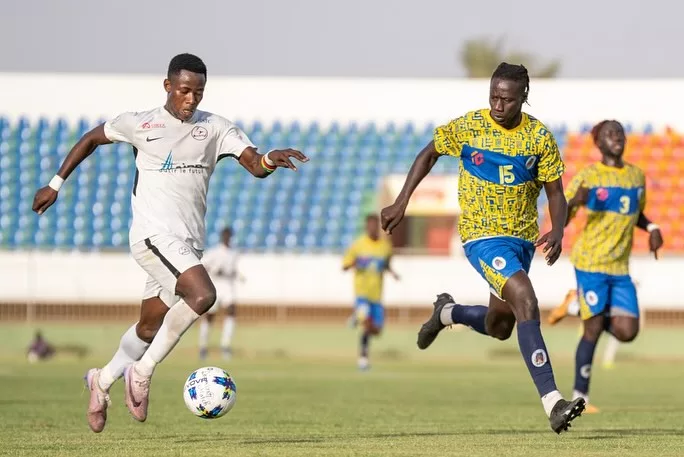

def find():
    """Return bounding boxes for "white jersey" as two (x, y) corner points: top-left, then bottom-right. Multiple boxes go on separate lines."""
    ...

(103, 106), (254, 250)
(202, 243), (239, 290)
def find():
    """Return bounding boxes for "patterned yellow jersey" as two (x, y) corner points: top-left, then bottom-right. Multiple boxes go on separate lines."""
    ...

(566, 162), (646, 275)
(434, 109), (565, 244)
(342, 234), (393, 303)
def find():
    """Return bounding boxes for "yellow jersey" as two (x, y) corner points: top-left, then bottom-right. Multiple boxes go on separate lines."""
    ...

(342, 234), (393, 303)
(434, 109), (565, 244)
(566, 162), (646, 275)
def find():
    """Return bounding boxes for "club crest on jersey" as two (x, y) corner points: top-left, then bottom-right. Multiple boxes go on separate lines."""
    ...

(525, 156), (537, 170)
(160, 151), (206, 174)
(191, 126), (208, 141)
(470, 150), (484, 166)
(596, 188), (609, 201)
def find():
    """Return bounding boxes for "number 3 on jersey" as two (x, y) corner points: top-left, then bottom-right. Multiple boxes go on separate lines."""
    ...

(499, 165), (515, 184)
(619, 195), (630, 214)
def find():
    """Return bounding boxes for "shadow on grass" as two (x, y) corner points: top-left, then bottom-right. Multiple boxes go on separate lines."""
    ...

(172, 427), (684, 445)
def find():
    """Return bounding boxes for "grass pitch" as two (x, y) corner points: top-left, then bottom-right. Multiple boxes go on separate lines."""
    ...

(1, 322), (683, 456)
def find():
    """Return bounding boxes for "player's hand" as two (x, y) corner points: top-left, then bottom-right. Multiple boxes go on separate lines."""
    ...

(267, 149), (309, 171)
(381, 201), (407, 235)
(32, 186), (58, 215)
(649, 228), (664, 260)
(535, 228), (563, 266)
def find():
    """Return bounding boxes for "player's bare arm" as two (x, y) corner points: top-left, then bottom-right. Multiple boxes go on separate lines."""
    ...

(238, 146), (309, 178)
(381, 141), (440, 234)
(385, 257), (400, 280)
(536, 178), (567, 265)
(32, 124), (112, 215)
(565, 185), (589, 227)
(636, 212), (664, 259)
(342, 262), (355, 272)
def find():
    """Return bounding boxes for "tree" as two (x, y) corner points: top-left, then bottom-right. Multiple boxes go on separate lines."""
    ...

(460, 37), (560, 78)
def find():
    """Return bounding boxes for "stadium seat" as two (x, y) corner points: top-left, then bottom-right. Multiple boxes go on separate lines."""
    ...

(0, 117), (682, 253)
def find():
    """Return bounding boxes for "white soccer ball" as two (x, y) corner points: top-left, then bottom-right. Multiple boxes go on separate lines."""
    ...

(182, 366), (237, 419)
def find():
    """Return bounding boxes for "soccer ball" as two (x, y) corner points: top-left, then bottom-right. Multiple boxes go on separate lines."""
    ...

(182, 366), (237, 419)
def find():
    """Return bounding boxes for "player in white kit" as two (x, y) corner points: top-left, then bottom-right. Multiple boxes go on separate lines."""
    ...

(198, 226), (243, 360)
(31, 53), (308, 433)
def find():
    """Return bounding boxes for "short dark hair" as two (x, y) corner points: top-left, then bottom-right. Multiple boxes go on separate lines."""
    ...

(168, 53), (207, 79)
(222, 227), (233, 236)
(491, 62), (530, 103)
(366, 214), (379, 222)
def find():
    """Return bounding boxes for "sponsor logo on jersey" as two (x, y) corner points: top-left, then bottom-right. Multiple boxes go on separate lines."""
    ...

(160, 152), (206, 174)
(141, 122), (166, 129)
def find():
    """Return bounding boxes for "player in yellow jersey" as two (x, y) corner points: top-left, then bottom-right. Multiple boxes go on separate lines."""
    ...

(381, 63), (585, 434)
(343, 214), (399, 371)
(562, 120), (663, 411)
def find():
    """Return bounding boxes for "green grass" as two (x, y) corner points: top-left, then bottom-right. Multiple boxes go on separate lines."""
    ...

(1, 322), (683, 456)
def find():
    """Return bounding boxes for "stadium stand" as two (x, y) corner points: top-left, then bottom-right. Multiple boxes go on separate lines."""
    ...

(1, 117), (680, 253)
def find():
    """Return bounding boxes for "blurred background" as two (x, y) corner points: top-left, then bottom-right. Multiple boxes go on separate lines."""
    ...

(0, 0), (682, 349)
(2, 3), (684, 455)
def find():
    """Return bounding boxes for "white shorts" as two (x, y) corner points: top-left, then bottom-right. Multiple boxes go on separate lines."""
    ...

(207, 282), (235, 314)
(130, 234), (203, 307)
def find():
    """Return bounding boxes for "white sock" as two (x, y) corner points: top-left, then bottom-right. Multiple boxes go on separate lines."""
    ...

(440, 304), (455, 325)
(567, 298), (580, 316)
(198, 318), (210, 350)
(220, 317), (235, 349)
(541, 390), (563, 417)
(602, 334), (620, 365)
(573, 389), (589, 404)
(99, 323), (150, 391)
(136, 301), (200, 377)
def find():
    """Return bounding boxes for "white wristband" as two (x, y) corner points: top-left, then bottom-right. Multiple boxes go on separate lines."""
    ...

(48, 175), (64, 192)
(646, 223), (660, 233)
(264, 151), (276, 167)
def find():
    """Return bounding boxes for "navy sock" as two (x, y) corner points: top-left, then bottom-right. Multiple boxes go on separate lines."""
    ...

(517, 320), (558, 397)
(573, 337), (597, 395)
(451, 305), (488, 335)
(360, 332), (370, 358)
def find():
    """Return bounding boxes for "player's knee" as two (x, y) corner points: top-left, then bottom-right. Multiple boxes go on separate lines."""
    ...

(487, 315), (515, 341)
(192, 289), (217, 315)
(363, 320), (379, 335)
(135, 321), (161, 343)
(581, 317), (604, 343)
(508, 294), (539, 322)
(612, 325), (638, 343)
(491, 322), (514, 341)
(581, 327), (601, 343)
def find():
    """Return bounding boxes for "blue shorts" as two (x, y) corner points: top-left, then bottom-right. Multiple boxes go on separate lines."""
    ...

(355, 297), (385, 329)
(464, 236), (535, 299)
(575, 269), (639, 320)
